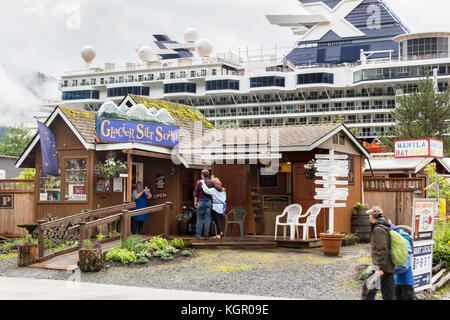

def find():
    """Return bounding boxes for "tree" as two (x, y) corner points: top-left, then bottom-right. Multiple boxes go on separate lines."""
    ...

(380, 74), (450, 156)
(0, 126), (33, 157)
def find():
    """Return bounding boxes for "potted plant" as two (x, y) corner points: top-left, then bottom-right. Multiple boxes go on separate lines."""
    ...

(351, 203), (371, 243)
(353, 202), (369, 215)
(78, 239), (104, 272)
(319, 232), (345, 257)
(176, 208), (192, 235)
(304, 159), (317, 180)
(94, 152), (127, 179)
(17, 235), (39, 267)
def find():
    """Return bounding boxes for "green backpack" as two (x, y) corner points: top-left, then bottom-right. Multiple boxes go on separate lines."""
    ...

(378, 225), (408, 266)
(388, 229), (408, 266)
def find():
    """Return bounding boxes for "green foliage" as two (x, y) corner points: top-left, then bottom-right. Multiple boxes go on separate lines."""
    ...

(333, 114), (357, 136)
(380, 74), (450, 156)
(433, 221), (450, 265)
(0, 126), (33, 157)
(181, 250), (192, 257)
(433, 244), (450, 266)
(164, 246), (179, 254)
(16, 168), (35, 180)
(359, 264), (373, 281)
(105, 248), (136, 264)
(136, 256), (150, 264)
(170, 238), (184, 249)
(215, 121), (240, 129)
(82, 239), (94, 249)
(153, 250), (165, 257)
(144, 236), (168, 251)
(94, 152), (127, 179)
(120, 235), (142, 251)
(96, 233), (107, 241)
(160, 253), (174, 261)
(424, 163), (450, 201)
(353, 202), (369, 210)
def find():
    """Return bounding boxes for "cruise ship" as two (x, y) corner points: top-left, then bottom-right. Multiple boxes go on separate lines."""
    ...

(42, 0), (450, 141)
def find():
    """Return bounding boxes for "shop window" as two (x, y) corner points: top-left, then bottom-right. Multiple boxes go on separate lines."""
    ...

(39, 170), (61, 201)
(65, 159), (88, 201)
(259, 173), (278, 188)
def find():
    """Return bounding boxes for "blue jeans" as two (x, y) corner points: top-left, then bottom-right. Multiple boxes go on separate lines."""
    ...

(196, 200), (212, 238)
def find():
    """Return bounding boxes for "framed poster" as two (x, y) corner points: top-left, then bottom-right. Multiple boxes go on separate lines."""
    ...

(113, 178), (123, 193)
(412, 199), (437, 242)
(0, 194), (13, 209)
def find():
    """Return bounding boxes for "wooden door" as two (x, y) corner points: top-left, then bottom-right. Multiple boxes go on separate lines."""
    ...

(213, 164), (253, 235)
(292, 162), (327, 237)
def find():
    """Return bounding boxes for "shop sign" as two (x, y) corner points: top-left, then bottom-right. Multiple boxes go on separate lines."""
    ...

(153, 193), (168, 199)
(411, 198), (437, 292)
(0, 194), (13, 209)
(412, 199), (437, 242)
(96, 117), (179, 147)
(412, 241), (434, 292)
(394, 139), (443, 159)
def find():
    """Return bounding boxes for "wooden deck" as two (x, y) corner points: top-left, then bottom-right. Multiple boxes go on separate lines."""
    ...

(168, 235), (322, 250)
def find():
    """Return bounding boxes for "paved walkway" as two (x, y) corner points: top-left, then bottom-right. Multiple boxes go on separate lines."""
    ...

(0, 277), (288, 300)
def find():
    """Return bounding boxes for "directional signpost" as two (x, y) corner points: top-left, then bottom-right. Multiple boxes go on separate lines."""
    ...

(314, 149), (349, 234)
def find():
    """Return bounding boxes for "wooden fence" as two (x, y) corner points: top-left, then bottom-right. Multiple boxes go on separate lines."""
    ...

(36, 202), (173, 262)
(0, 179), (34, 237)
(364, 178), (425, 227)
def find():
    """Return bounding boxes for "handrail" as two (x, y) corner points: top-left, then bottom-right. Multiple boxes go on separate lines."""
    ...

(39, 202), (136, 230)
(363, 178), (425, 194)
(0, 179), (34, 192)
(36, 202), (136, 259)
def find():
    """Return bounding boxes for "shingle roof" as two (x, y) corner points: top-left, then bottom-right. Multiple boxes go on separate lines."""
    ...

(216, 124), (341, 148)
(59, 106), (97, 144)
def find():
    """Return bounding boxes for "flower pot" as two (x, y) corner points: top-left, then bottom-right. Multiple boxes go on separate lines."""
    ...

(356, 209), (368, 215)
(178, 221), (188, 235)
(78, 248), (104, 272)
(319, 233), (345, 257)
(351, 213), (371, 243)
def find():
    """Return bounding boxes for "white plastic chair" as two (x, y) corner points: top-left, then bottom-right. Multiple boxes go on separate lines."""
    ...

(294, 204), (322, 240)
(274, 204), (302, 240)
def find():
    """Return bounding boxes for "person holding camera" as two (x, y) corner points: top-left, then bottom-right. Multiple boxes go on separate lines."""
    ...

(131, 181), (152, 235)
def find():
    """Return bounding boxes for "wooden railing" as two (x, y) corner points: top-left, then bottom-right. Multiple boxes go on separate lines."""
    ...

(36, 202), (136, 261)
(0, 179), (34, 192)
(36, 202), (173, 262)
(364, 178), (425, 194)
(78, 202), (173, 246)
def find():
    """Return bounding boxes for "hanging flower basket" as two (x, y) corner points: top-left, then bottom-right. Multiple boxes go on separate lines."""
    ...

(94, 152), (127, 179)
(304, 159), (317, 180)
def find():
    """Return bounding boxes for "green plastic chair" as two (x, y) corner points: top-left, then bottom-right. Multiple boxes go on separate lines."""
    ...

(224, 208), (246, 238)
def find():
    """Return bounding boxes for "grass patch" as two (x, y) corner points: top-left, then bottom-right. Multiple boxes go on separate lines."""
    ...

(211, 264), (254, 273)
(340, 280), (359, 286)
(0, 253), (17, 260)
(357, 257), (371, 264)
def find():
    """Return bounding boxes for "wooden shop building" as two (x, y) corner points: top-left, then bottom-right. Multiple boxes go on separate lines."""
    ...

(16, 94), (371, 237)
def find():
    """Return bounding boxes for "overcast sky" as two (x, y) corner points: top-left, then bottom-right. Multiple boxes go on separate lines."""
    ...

(0, 0), (450, 125)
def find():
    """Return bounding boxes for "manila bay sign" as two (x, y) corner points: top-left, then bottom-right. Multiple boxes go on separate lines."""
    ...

(95, 101), (179, 147)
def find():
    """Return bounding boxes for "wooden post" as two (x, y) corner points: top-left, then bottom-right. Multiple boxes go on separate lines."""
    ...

(121, 210), (130, 240)
(78, 222), (87, 247)
(127, 152), (133, 203)
(36, 219), (45, 259)
(164, 202), (171, 237)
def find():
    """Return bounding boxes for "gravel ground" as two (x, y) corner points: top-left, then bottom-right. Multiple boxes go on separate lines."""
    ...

(0, 244), (374, 300)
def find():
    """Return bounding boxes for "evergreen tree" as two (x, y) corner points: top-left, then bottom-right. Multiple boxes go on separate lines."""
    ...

(380, 74), (450, 156)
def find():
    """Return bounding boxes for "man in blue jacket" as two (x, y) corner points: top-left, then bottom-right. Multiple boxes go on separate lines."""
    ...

(391, 224), (416, 300)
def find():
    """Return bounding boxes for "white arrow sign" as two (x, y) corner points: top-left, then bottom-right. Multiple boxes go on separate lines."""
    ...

(316, 166), (349, 173)
(315, 154), (348, 160)
(321, 202), (347, 208)
(315, 195), (348, 201)
(316, 187), (349, 193)
(316, 172), (349, 178)
(316, 160), (349, 166)
(315, 180), (349, 186)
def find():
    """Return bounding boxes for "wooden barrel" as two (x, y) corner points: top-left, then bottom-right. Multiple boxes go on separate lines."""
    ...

(351, 214), (372, 243)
